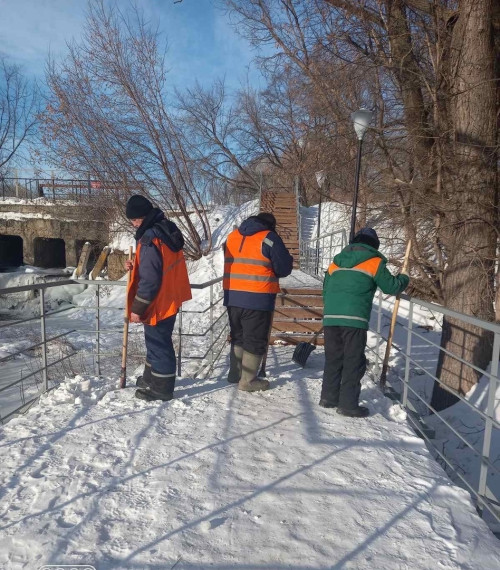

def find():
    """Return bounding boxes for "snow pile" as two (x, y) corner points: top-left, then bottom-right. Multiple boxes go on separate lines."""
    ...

(0, 270), (81, 317)
(0, 353), (499, 569)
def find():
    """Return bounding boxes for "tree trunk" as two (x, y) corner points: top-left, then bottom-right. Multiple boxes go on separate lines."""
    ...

(431, 0), (498, 411)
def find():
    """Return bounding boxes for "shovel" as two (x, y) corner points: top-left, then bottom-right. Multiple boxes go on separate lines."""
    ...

(119, 246), (133, 389)
(292, 326), (324, 368)
(380, 240), (412, 388)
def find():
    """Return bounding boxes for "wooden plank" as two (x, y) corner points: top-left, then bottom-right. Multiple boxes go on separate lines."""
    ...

(272, 321), (323, 333)
(90, 246), (111, 279)
(274, 307), (323, 319)
(75, 242), (92, 278)
(280, 287), (322, 295)
(271, 334), (325, 346)
(275, 295), (324, 307)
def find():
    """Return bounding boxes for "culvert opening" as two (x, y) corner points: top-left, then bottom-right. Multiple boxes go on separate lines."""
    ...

(0, 235), (23, 270)
(34, 237), (66, 268)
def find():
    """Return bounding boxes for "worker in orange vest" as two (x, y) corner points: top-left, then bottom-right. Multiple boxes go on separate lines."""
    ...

(223, 212), (293, 391)
(125, 195), (192, 401)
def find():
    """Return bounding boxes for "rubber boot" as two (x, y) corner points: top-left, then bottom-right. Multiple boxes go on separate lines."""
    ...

(238, 350), (270, 392)
(228, 344), (244, 384)
(135, 370), (175, 402)
(136, 362), (152, 388)
(337, 405), (369, 418)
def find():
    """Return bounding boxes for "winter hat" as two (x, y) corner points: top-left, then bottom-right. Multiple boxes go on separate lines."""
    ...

(256, 212), (277, 231)
(126, 195), (153, 219)
(352, 227), (380, 250)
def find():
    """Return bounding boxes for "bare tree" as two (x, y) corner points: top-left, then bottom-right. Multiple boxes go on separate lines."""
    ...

(41, 1), (210, 258)
(0, 58), (39, 176)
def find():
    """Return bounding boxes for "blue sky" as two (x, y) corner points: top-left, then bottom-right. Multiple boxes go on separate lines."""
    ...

(0, 0), (263, 90)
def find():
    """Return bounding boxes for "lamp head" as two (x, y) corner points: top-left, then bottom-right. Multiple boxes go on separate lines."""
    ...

(351, 108), (373, 141)
(315, 170), (327, 188)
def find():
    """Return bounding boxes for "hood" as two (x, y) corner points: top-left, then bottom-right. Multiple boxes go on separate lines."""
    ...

(238, 216), (273, 236)
(152, 218), (185, 253)
(333, 243), (385, 268)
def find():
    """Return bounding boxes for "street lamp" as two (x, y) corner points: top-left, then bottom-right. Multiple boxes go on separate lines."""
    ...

(315, 170), (327, 274)
(350, 108), (373, 243)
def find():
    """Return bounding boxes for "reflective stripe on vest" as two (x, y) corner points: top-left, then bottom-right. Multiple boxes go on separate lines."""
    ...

(223, 229), (280, 294)
(328, 256), (382, 277)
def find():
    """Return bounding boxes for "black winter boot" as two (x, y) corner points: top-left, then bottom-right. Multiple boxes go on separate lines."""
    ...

(135, 370), (175, 402)
(135, 389), (173, 402)
(337, 405), (369, 418)
(319, 398), (338, 409)
(136, 363), (152, 388)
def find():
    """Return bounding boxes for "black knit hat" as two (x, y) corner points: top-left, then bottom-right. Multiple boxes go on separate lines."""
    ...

(352, 227), (380, 250)
(126, 195), (153, 219)
(256, 212), (277, 231)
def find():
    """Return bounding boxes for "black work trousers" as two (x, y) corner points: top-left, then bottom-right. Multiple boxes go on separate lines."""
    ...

(321, 326), (367, 410)
(227, 306), (273, 356)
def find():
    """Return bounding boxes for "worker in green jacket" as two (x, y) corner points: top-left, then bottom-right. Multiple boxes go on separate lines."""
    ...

(321, 227), (409, 417)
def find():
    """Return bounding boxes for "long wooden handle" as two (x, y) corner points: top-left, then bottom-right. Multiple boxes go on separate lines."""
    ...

(119, 246), (133, 389)
(380, 240), (411, 388)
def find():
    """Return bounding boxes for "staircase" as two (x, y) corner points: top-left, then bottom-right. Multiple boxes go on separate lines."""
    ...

(260, 190), (300, 268)
(259, 189), (324, 346)
(271, 287), (324, 346)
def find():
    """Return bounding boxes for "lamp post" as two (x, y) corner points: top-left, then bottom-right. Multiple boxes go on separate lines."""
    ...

(350, 108), (373, 243)
(315, 170), (327, 274)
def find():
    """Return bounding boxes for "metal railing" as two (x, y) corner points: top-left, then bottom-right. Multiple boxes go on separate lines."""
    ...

(0, 277), (228, 423)
(368, 291), (500, 527)
(0, 177), (98, 202)
(300, 228), (348, 276)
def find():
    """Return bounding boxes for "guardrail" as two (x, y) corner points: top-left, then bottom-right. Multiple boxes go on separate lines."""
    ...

(369, 292), (500, 527)
(0, 277), (228, 423)
(299, 228), (348, 276)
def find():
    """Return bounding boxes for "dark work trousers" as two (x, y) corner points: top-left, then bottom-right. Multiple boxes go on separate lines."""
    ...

(321, 326), (367, 410)
(143, 313), (177, 378)
(227, 306), (273, 356)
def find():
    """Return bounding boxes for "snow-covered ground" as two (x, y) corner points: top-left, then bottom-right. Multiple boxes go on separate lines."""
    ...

(1, 198), (500, 567)
(1, 351), (499, 569)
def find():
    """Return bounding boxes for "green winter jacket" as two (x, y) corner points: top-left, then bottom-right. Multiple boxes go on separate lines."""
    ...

(323, 243), (409, 329)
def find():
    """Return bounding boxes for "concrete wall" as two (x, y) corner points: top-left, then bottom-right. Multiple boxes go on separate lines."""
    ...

(0, 203), (109, 268)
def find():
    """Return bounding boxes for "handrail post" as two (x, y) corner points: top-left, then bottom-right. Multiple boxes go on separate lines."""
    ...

(96, 284), (101, 376)
(402, 300), (413, 408)
(375, 290), (383, 376)
(477, 330), (500, 515)
(210, 283), (214, 366)
(177, 307), (183, 377)
(40, 288), (48, 393)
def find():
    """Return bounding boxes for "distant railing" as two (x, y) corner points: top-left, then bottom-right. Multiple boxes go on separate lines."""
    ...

(0, 177), (98, 202)
(300, 229), (348, 276)
(0, 277), (228, 423)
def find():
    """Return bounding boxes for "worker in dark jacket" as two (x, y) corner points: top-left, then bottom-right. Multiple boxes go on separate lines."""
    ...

(321, 227), (409, 417)
(223, 213), (293, 391)
(125, 195), (192, 402)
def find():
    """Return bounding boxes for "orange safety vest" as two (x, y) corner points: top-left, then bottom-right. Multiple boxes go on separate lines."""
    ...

(327, 256), (382, 277)
(223, 229), (280, 294)
(127, 237), (192, 325)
